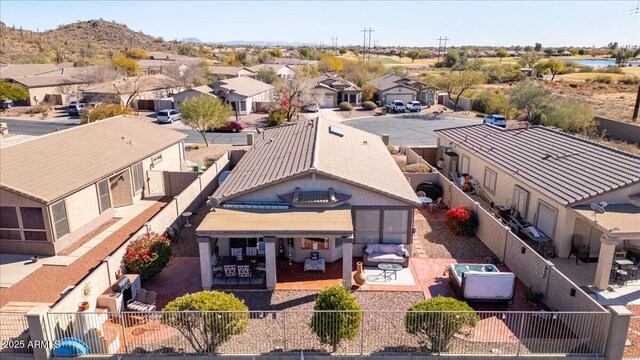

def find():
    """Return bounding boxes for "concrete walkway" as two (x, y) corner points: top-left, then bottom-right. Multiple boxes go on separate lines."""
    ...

(318, 108), (346, 123)
(0, 198), (163, 288)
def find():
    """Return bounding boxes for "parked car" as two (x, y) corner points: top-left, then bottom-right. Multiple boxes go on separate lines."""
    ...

(67, 103), (87, 116)
(390, 100), (406, 113)
(304, 103), (319, 112)
(1, 99), (13, 110)
(157, 109), (181, 123)
(407, 101), (422, 112)
(483, 114), (507, 128)
(213, 121), (245, 133)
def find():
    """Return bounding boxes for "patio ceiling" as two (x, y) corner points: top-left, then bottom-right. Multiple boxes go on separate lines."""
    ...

(572, 204), (640, 239)
(196, 207), (354, 237)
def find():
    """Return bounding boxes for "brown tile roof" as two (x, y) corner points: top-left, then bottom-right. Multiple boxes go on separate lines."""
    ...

(367, 74), (436, 92)
(207, 66), (255, 76)
(210, 76), (273, 98)
(0, 116), (186, 204)
(0, 64), (62, 78)
(434, 124), (640, 205)
(214, 117), (420, 206)
(305, 73), (361, 92)
(83, 74), (175, 94)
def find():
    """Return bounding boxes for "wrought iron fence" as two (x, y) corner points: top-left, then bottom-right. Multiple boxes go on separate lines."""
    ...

(0, 311), (33, 355)
(45, 310), (609, 356)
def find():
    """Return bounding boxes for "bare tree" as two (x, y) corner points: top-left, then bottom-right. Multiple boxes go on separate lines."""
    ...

(279, 71), (321, 121)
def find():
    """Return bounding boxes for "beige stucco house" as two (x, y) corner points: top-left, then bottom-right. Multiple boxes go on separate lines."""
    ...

(171, 85), (216, 109)
(434, 124), (640, 290)
(196, 117), (420, 290)
(0, 116), (187, 255)
(209, 77), (274, 115)
(81, 75), (183, 111)
(207, 66), (256, 80)
(367, 74), (438, 105)
(306, 73), (362, 108)
(2, 65), (94, 105)
(247, 64), (295, 79)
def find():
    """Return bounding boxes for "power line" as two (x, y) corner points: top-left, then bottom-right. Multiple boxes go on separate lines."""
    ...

(361, 27), (374, 62)
(437, 36), (449, 61)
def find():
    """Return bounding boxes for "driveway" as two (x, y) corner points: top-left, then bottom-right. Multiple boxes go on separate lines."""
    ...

(343, 113), (481, 146)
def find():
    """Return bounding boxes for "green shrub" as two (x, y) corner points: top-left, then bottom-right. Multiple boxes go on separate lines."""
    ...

(80, 104), (137, 124)
(620, 76), (640, 85)
(405, 296), (480, 352)
(123, 232), (172, 280)
(338, 101), (353, 111)
(543, 97), (594, 133)
(267, 107), (287, 126)
(384, 104), (392, 113)
(310, 285), (362, 352)
(163, 291), (249, 353)
(361, 101), (377, 110)
(471, 90), (514, 118)
(524, 286), (544, 305)
(577, 66), (594, 73)
(0, 80), (29, 101)
(594, 75), (613, 84)
(375, 101), (382, 107)
(402, 163), (430, 173)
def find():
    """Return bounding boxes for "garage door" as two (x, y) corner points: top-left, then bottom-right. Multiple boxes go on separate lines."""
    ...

(321, 94), (335, 108)
(536, 201), (557, 239)
(385, 93), (414, 105)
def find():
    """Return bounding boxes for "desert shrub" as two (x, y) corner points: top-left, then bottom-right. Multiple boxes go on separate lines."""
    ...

(125, 48), (149, 60)
(471, 90), (514, 118)
(361, 101), (377, 110)
(80, 104), (137, 124)
(384, 104), (392, 113)
(620, 76), (640, 85)
(405, 296), (480, 352)
(524, 286), (544, 305)
(602, 66), (624, 74)
(310, 285), (362, 352)
(542, 97), (594, 133)
(163, 291), (249, 353)
(482, 63), (524, 84)
(387, 145), (397, 154)
(204, 155), (221, 168)
(112, 54), (139, 75)
(445, 206), (478, 236)
(25, 104), (52, 114)
(338, 101), (353, 111)
(577, 66), (594, 73)
(123, 232), (172, 280)
(594, 75), (613, 84)
(395, 159), (407, 168)
(267, 106), (287, 126)
(402, 163), (430, 173)
(375, 101), (382, 107)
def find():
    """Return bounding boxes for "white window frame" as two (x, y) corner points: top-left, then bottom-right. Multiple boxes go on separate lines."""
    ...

(483, 167), (497, 194)
(131, 162), (144, 193)
(460, 154), (470, 175)
(51, 200), (70, 240)
(97, 179), (112, 213)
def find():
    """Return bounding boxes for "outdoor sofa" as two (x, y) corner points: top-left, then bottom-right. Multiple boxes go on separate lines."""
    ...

(363, 244), (409, 268)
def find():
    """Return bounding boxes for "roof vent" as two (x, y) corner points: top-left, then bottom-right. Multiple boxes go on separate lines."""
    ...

(329, 125), (344, 137)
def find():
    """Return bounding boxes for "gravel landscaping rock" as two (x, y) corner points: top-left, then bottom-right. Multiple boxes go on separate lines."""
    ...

(414, 215), (494, 259)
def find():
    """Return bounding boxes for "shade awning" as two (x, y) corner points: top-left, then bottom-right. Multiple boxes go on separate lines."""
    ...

(573, 204), (640, 238)
(196, 207), (354, 237)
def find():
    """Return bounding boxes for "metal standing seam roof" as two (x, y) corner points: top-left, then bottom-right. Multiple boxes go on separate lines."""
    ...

(213, 117), (421, 206)
(434, 124), (640, 205)
(0, 116), (187, 204)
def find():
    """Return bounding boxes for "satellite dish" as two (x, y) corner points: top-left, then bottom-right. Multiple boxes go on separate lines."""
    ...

(589, 202), (607, 223)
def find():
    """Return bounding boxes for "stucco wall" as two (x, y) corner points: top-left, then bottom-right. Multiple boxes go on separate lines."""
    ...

(65, 184), (101, 233)
(141, 142), (183, 197)
(595, 116), (640, 143)
(172, 90), (209, 109)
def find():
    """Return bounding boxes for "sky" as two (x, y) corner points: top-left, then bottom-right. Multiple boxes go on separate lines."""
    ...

(1, 0), (639, 47)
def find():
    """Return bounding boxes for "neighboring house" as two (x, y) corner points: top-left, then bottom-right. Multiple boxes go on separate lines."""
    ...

(82, 74), (183, 111)
(137, 59), (188, 76)
(207, 66), (256, 79)
(0, 116), (187, 255)
(209, 77), (274, 115)
(172, 85), (216, 109)
(270, 58), (319, 69)
(306, 73), (362, 108)
(434, 124), (640, 290)
(196, 117), (421, 289)
(247, 64), (295, 79)
(367, 74), (438, 105)
(2, 66), (94, 105)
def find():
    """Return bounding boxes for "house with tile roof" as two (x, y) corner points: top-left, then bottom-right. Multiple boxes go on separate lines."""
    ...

(2, 65), (95, 105)
(207, 66), (256, 79)
(247, 64), (295, 79)
(305, 73), (362, 108)
(367, 73), (438, 105)
(209, 77), (274, 115)
(171, 85), (217, 109)
(434, 124), (640, 290)
(196, 117), (420, 290)
(0, 116), (187, 256)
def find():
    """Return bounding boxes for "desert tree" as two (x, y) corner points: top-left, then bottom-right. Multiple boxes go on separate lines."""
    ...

(508, 79), (552, 123)
(534, 58), (564, 81)
(179, 95), (232, 146)
(256, 67), (280, 85)
(435, 70), (486, 110)
(518, 51), (541, 67)
(278, 71), (321, 121)
(496, 48), (508, 62)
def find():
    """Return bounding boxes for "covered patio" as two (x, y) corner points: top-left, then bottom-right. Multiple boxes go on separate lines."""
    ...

(195, 207), (355, 290)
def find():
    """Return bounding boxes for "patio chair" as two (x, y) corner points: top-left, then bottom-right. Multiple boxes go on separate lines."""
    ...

(223, 265), (238, 283)
(254, 264), (266, 278)
(568, 235), (590, 265)
(127, 289), (157, 312)
(211, 256), (224, 279)
(237, 265), (253, 282)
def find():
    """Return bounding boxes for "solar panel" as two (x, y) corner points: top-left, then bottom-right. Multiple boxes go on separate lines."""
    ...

(329, 125), (344, 137)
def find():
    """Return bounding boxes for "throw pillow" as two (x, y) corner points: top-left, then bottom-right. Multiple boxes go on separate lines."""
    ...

(364, 246), (374, 255)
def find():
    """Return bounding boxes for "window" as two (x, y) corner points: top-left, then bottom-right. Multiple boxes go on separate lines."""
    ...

(354, 209), (380, 243)
(382, 210), (409, 243)
(335, 237), (343, 248)
(240, 101), (247, 111)
(483, 168), (497, 194)
(0, 206), (21, 240)
(460, 155), (470, 175)
(20, 207), (47, 241)
(536, 201), (558, 239)
(97, 180), (111, 213)
(302, 238), (329, 249)
(51, 201), (69, 239)
(131, 162), (144, 193)
(512, 186), (529, 218)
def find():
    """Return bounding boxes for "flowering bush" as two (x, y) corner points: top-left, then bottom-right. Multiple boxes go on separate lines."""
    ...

(124, 232), (172, 280)
(445, 206), (478, 236)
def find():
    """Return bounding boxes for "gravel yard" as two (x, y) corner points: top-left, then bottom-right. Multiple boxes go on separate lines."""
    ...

(171, 202), (210, 257)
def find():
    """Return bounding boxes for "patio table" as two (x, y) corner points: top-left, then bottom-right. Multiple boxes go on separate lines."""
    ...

(377, 263), (402, 281)
(419, 196), (432, 208)
(221, 256), (258, 267)
(614, 259), (634, 268)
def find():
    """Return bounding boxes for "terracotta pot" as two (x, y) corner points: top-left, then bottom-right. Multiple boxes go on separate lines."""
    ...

(353, 262), (366, 286)
(78, 301), (90, 311)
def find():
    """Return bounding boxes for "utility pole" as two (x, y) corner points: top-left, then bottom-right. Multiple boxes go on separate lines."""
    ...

(437, 36), (449, 61)
(443, 36), (449, 56)
(367, 28), (374, 63)
(633, 83), (640, 121)
(361, 27), (374, 62)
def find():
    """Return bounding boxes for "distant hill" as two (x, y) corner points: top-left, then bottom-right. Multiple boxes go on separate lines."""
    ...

(0, 20), (180, 64)
(180, 37), (203, 44)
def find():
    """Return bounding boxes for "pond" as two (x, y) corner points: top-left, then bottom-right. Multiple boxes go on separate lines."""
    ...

(563, 58), (640, 67)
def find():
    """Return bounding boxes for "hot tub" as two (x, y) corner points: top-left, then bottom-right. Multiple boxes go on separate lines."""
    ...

(449, 263), (516, 303)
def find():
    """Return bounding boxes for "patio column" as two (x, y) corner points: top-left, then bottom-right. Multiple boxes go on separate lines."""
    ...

(198, 237), (213, 290)
(265, 236), (277, 290)
(342, 236), (354, 288)
(593, 236), (617, 290)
